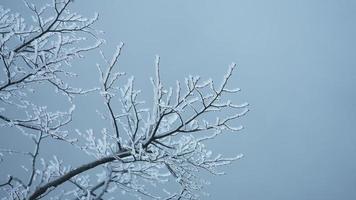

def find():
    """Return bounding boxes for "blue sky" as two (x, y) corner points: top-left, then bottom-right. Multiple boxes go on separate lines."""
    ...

(2, 0), (356, 199)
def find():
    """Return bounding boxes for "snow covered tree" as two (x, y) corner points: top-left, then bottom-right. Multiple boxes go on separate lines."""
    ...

(0, 0), (248, 199)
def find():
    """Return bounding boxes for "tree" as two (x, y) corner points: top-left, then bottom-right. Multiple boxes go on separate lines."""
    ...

(0, 1), (249, 199)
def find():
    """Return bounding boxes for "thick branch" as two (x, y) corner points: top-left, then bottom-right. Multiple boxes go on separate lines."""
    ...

(28, 151), (131, 200)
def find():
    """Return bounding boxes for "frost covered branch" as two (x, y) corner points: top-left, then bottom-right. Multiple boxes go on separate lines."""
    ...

(0, 1), (248, 200)
(0, 0), (101, 97)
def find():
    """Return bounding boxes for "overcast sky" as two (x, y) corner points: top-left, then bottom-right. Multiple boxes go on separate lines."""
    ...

(2, 0), (356, 199)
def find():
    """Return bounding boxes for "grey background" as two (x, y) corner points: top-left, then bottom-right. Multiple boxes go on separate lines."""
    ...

(2, 0), (356, 199)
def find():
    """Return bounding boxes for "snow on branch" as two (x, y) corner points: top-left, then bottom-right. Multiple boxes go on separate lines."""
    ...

(0, 0), (101, 100)
(69, 51), (248, 199)
(0, 1), (248, 200)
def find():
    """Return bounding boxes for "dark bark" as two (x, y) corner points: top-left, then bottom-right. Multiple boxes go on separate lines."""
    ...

(28, 151), (131, 200)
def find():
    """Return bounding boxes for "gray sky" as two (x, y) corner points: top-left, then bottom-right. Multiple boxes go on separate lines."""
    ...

(2, 0), (356, 199)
